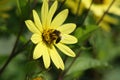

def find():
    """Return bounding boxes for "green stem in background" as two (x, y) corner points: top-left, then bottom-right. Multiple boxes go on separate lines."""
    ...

(0, 36), (30, 76)
(0, 25), (23, 76)
(75, 0), (81, 16)
(58, 0), (66, 10)
(65, 51), (81, 75)
(96, 0), (116, 25)
(58, 50), (81, 80)
(80, 0), (94, 25)
(74, 0), (81, 23)
(30, 0), (38, 12)
(55, 0), (66, 14)
(0, 0), (35, 76)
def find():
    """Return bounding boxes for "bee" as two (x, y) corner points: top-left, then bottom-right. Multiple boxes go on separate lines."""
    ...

(56, 36), (61, 43)
(52, 30), (61, 44)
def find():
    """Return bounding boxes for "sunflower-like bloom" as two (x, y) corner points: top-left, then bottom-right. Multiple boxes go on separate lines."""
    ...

(25, 0), (77, 70)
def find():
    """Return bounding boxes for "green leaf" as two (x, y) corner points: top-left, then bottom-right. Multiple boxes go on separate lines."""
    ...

(102, 67), (120, 80)
(17, 0), (30, 19)
(0, 54), (26, 80)
(25, 61), (40, 74)
(90, 30), (120, 61)
(64, 55), (108, 79)
(74, 25), (99, 45)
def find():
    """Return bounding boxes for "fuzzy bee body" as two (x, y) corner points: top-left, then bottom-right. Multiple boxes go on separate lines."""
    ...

(56, 36), (61, 43)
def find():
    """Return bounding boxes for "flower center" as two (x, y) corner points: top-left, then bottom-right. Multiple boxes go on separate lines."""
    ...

(42, 29), (61, 45)
(93, 0), (104, 4)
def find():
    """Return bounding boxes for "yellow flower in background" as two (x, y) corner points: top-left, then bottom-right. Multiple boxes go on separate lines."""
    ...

(0, 0), (15, 18)
(64, 0), (85, 15)
(81, 0), (120, 31)
(25, 0), (77, 70)
(82, 0), (120, 16)
(95, 14), (118, 31)
(64, 0), (120, 32)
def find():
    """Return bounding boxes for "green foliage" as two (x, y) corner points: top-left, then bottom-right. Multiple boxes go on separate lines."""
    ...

(0, 54), (26, 80)
(90, 30), (120, 61)
(64, 53), (108, 80)
(0, 0), (120, 80)
(17, 0), (30, 20)
(74, 25), (99, 45)
(66, 56), (108, 75)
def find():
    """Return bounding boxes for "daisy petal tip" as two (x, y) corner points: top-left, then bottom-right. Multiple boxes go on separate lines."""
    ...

(73, 54), (76, 57)
(74, 38), (78, 43)
(33, 55), (39, 60)
(65, 9), (69, 14)
(44, 63), (50, 69)
(72, 36), (78, 44)
(59, 63), (65, 70)
(32, 9), (35, 12)
(63, 9), (69, 16)
(25, 20), (33, 27)
(73, 24), (76, 28)
(70, 52), (76, 57)
(69, 36), (78, 44)
(33, 52), (41, 60)
(57, 65), (64, 70)
(61, 66), (65, 70)
(32, 10), (37, 15)
(59, 67), (64, 71)
(25, 20), (29, 24)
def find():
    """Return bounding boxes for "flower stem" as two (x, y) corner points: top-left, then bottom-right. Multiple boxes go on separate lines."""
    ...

(58, 50), (81, 80)
(0, 25), (23, 76)
(97, 0), (116, 25)
(80, 0), (94, 25)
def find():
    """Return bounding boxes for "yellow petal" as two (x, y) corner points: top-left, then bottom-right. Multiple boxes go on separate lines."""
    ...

(25, 20), (40, 34)
(33, 42), (44, 59)
(31, 33), (42, 44)
(33, 42), (50, 68)
(47, 1), (58, 27)
(92, 6), (104, 16)
(51, 9), (68, 28)
(103, 15), (119, 24)
(49, 46), (64, 70)
(99, 21), (111, 32)
(43, 47), (51, 69)
(55, 43), (76, 57)
(110, 7), (120, 16)
(41, 0), (48, 27)
(33, 10), (43, 31)
(57, 23), (76, 34)
(60, 34), (78, 44)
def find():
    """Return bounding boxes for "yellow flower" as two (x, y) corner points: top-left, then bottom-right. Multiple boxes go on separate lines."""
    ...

(81, 0), (120, 31)
(64, 0), (85, 15)
(64, 0), (120, 32)
(96, 14), (118, 31)
(82, 0), (120, 16)
(25, 0), (77, 70)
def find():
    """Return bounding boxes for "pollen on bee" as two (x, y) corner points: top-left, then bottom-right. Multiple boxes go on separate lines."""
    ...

(42, 29), (61, 45)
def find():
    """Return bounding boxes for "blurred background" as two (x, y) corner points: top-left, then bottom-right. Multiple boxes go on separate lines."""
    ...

(0, 0), (120, 80)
